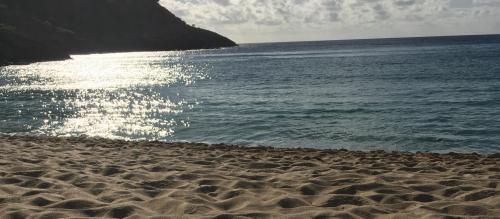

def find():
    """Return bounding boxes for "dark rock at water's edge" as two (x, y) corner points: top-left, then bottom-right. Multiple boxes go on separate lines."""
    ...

(0, 0), (237, 66)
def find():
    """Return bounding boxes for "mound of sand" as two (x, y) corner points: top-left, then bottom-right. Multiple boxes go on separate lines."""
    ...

(1, 136), (499, 218)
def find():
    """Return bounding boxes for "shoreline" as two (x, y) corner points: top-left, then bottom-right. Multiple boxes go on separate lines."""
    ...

(1, 134), (498, 156)
(1, 135), (499, 218)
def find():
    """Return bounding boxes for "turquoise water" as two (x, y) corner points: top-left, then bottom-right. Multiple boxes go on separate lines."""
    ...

(1, 35), (500, 153)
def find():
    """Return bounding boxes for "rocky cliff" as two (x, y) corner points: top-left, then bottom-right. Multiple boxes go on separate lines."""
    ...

(0, 0), (236, 66)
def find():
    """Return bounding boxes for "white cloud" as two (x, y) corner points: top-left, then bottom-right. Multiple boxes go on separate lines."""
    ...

(160, 0), (500, 43)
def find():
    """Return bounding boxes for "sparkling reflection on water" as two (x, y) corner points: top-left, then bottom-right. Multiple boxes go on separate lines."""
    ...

(0, 51), (207, 140)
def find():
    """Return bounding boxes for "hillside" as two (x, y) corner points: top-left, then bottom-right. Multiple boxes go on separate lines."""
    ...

(0, 0), (236, 66)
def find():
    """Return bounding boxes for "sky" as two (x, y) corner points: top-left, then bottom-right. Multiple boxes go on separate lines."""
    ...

(159, 0), (500, 43)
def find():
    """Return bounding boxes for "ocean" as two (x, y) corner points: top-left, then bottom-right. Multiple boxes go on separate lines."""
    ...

(1, 35), (500, 153)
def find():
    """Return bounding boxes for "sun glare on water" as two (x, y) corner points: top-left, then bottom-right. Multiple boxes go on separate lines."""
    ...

(0, 51), (208, 140)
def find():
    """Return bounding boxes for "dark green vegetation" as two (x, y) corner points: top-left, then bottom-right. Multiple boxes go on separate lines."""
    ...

(0, 0), (236, 66)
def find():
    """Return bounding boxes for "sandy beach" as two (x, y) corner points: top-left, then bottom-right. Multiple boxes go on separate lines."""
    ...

(0, 135), (499, 218)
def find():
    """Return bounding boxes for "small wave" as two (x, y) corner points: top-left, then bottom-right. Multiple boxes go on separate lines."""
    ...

(422, 99), (498, 107)
(303, 108), (378, 114)
(454, 129), (500, 136)
(349, 135), (399, 143)
(425, 116), (453, 123)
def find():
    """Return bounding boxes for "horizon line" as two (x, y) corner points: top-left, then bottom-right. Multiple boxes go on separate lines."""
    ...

(238, 33), (500, 45)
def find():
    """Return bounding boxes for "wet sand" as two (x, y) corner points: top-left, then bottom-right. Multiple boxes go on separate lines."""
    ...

(1, 135), (499, 218)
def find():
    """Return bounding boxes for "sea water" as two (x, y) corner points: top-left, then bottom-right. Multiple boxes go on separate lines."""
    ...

(1, 35), (500, 153)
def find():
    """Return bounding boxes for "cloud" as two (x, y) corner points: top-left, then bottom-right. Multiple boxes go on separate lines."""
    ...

(160, 0), (500, 43)
(394, 0), (416, 7)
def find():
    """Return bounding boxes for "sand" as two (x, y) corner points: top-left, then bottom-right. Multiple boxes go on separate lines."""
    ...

(0, 136), (499, 218)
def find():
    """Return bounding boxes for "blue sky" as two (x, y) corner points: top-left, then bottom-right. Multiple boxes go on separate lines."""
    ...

(160, 0), (500, 43)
